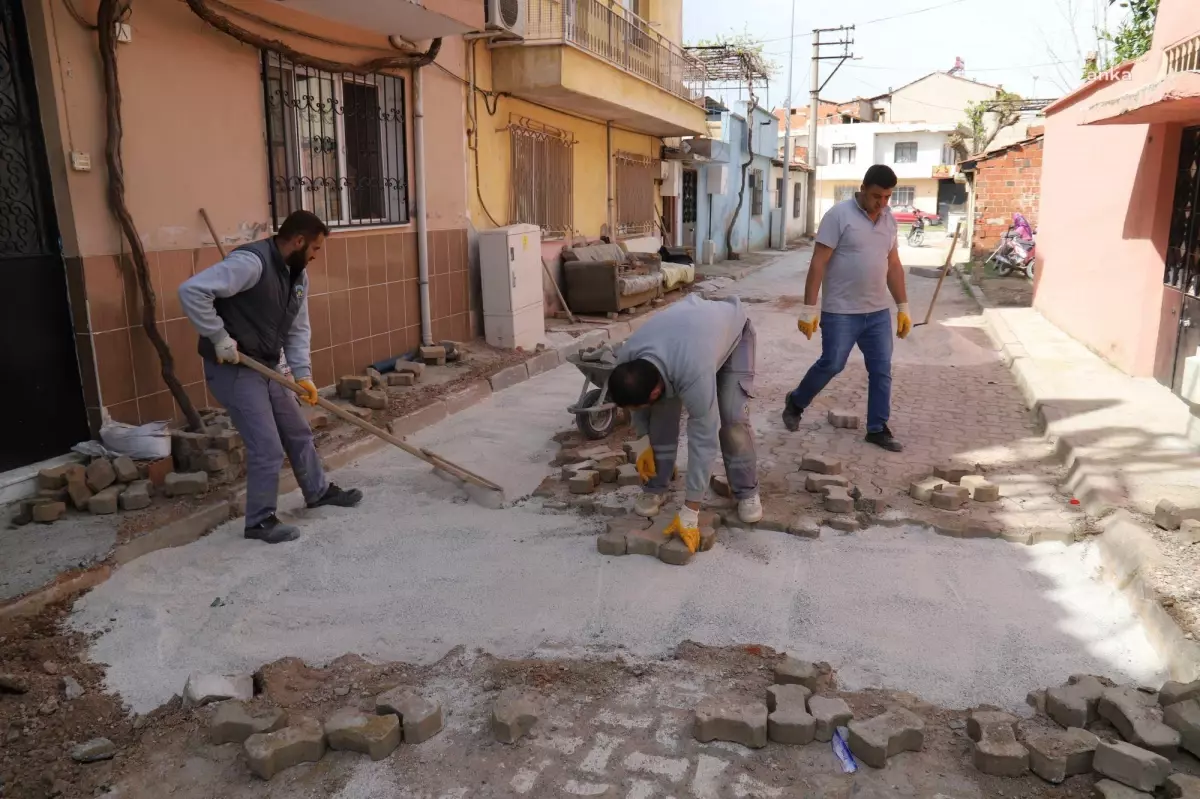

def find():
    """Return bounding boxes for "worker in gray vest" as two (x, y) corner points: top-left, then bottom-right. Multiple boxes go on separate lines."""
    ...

(180, 210), (362, 544)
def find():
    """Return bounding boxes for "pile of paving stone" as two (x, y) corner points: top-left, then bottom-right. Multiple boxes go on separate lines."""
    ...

(185, 671), (444, 780)
(908, 463), (1001, 509)
(597, 511), (721, 566)
(170, 408), (246, 487)
(559, 442), (645, 496)
(336, 359), (427, 411)
(965, 674), (1200, 795)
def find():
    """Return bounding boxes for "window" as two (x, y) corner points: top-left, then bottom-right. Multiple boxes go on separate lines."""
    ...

(775, 177), (784, 209)
(941, 143), (957, 165)
(831, 144), (856, 164)
(890, 186), (916, 207)
(750, 170), (764, 216)
(616, 151), (656, 237)
(262, 52), (408, 229)
(835, 185), (856, 203)
(509, 119), (574, 239)
(894, 142), (918, 163)
(793, 182), (803, 218)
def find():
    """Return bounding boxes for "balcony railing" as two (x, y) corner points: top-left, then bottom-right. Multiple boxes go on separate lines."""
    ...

(1165, 34), (1200, 75)
(522, 0), (706, 104)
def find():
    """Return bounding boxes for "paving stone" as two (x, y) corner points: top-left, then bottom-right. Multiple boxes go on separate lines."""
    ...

(210, 702), (288, 745)
(967, 710), (1018, 741)
(107, 456), (137, 484)
(909, 476), (946, 502)
(561, 460), (597, 480)
(809, 695), (853, 742)
(208, 430), (239, 452)
(931, 486), (971, 511)
(1166, 773), (1200, 798)
(420, 345), (447, 365)
(692, 697), (768, 749)
(805, 473), (850, 493)
(1179, 520), (1200, 545)
(85, 485), (121, 516)
(1099, 686), (1179, 756)
(387, 371), (416, 387)
(973, 723), (1029, 776)
(960, 474), (1001, 502)
(85, 458), (116, 492)
(827, 410), (861, 429)
(1093, 739), (1171, 792)
(394, 361), (424, 378)
(826, 516), (861, 532)
(492, 688), (539, 743)
(1047, 676), (1106, 728)
(1027, 689), (1048, 715)
(62, 676), (84, 701)
(184, 673), (254, 707)
(934, 463), (975, 483)
(198, 449), (230, 472)
(337, 375), (371, 399)
(626, 525), (666, 557)
(774, 657), (833, 692)
(1164, 698), (1200, 758)
(38, 463), (83, 490)
(824, 486), (853, 513)
(325, 707), (401, 760)
(244, 717), (326, 779)
(769, 706), (816, 745)
(801, 455), (842, 475)
(355, 388), (388, 410)
(1023, 726), (1098, 783)
(617, 464), (641, 487)
(596, 457), (623, 484)
(569, 470), (600, 495)
(119, 480), (152, 511)
(70, 738), (116, 763)
(65, 474), (92, 511)
(659, 537), (694, 566)
(1162, 681), (1200, 707)
(378, 689), (443, 744)
(765, 684), (811, 712)
(709, 474), (732, 498)
(788, 517), (822, 538)
(855, 493), (888, 514)
(164, 471), (208, 497)
(32, 501), (66, 523)
(1094, 779), (1153, 798)
(597, 531), (628, 556)
(847, 707), (925, 769)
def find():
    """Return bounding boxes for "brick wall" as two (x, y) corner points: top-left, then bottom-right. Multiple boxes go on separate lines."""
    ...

(971, 137), (1043, 257)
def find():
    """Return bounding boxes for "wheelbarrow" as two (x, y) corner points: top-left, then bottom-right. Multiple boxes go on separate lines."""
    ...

(565, 351), (618, 439)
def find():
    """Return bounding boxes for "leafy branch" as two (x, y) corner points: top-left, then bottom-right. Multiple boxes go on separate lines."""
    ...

(1094, 0), (1159, 73)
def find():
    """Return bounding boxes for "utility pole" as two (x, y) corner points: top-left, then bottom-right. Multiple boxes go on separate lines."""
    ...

(805, 25), (855, 237)
(779, 0), (797, 250)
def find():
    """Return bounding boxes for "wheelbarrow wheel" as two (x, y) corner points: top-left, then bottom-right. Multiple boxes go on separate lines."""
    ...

(576, 388), (615, 440)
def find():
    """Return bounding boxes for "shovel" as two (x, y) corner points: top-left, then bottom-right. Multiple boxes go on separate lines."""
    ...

(913, 220), (965, 329)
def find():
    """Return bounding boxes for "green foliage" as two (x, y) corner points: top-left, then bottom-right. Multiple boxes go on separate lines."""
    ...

(691, 28), (779, 78)
(960, 90), (1023, 154)
(1096, 0), (1159, 72)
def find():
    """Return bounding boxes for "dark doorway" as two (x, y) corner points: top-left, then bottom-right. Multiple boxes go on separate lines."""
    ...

(937, 178), (967, 223)
(0, 0), (89, 471)
(682, 168), (698, 249)
(1163, 126), (1200, 396)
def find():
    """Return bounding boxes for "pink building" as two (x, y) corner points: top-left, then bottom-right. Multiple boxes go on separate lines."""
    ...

(1036, 0), (1200, 399)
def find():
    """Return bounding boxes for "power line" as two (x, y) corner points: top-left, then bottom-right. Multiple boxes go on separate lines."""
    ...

(837, 58), (1077, 73)
(755, 0), (974, 45)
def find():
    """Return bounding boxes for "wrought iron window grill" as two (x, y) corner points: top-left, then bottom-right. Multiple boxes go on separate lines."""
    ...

(507, 116), (575, 239)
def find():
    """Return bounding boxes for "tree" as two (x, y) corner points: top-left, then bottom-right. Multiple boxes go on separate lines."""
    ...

(690, 29), (779, 80)
(948, 90), (1024, 157)
(1099, 0), (1159, 69)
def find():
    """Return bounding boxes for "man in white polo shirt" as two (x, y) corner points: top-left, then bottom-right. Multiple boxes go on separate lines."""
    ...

(782, 165), (911, 452)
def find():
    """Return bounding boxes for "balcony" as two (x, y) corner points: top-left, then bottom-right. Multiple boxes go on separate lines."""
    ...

(1166, 33), (1200, 75)
(491, 0), (709, 137)
(275, 0), (481, 40)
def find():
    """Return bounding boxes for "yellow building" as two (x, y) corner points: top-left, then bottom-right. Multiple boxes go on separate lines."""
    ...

(467, 0), (708, 269)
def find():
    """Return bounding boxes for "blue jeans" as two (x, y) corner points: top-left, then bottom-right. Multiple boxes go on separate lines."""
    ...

(787, 309), (893, 433)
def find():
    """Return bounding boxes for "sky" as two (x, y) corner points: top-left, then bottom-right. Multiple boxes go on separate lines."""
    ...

(682, 0), (1125, 109)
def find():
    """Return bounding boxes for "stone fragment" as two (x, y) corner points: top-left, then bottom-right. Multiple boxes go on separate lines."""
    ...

(847, 708), (925, 769)
(659, 537), (693, 566)
(420, 345), (447, 365)
(827, 410), (860, 429)
(164, 471), (208, 497)
(1161, 680), (1200, 707)
(826, 516), (860, 532)
(801, 455), (841, 475)
(38, 463), (82, 490)
(112, 456), (139, 483)
(765, 684), (811, 712)
(1092, 739), (1171, 792)
(244, 717), (326, 779)
(617, 463), (641, 487)
(1047, 676), (1106, 728)
(1154, 499), (1200, 531)
(492, 688), (539, 743)
(87, 486), (121, 515)
(966, 710), (1017, 741)
(805, 473), (850, 493)
(569, 470), (600, 495)
(769, 706), (816, 745)
(71, 738), (116, 763)
(709, 474), (732, 498)
(1023, 726), (1098, 784)
(119, 480), (152, 511)
(337, 375), (371, 399)
(65, 473), (92, 511)
(184, 672), (254, 707)
(85, 458), (116, 492)
(355, 388), (388, 410)
(387, 371), (415, 387)
(931, 486), (970, 510)
(973, 723), (1029, 777)
(1094, 779), (1154, 798)
(211, 702), (288, 744)
(933, 464), (975, 483)
(960, 474), (1001, 502)
(824, 486), (853, 513)
(1164, 697), (1200, 758)
(1180, 520), (1200, 545)
(597, 531), (627, 556)
(62, 676), (84, 701)
(1166, 773), (1200, 798)
(692, 697), (768, 749)
(1099, 686), (1179, 756)
(375, 688), (444, 743)
(809, 696), (853, 742)
(33, 501), (66, 523)
(326, 708), (401, 760)
(394, 361), (424, 378)
(909, 476), (946, 502)
(774, 657), (825, 691)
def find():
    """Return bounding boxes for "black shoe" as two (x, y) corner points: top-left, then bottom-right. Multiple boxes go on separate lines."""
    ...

(245, 515), (300, 544)
(782, 400), (804, 433)
(307, 483), (363, 509)
(865, 425), (904, 452)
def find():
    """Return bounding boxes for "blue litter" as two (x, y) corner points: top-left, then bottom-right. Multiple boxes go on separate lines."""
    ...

(832, 726), (858, 773)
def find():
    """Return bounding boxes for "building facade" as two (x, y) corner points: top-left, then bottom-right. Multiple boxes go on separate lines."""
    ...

(960, 130), (1044, 258)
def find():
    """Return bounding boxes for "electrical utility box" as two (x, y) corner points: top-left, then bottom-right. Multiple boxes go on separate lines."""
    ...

(478, 223), (545, 350)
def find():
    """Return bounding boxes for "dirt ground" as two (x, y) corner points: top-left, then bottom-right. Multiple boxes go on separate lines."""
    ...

(962, 261), (1034, 308)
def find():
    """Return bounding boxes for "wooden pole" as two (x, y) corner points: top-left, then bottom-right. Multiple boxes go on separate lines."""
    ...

(200, 208), (227, 259)
(916, 220), (964, 327)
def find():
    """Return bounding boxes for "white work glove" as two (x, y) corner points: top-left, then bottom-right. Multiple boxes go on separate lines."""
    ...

(212, 334), (240, 364)
(797, 304), (820, 340)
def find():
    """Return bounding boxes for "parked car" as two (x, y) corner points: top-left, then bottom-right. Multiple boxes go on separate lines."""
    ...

(890, 205), (941, 225)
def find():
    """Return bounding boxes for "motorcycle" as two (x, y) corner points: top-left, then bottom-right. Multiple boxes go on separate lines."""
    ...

(906, 215), (926, 247)
(984, 213), (1036, 278)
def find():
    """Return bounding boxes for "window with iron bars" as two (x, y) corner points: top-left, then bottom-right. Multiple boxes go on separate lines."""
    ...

(509, 119), (574, 239)
(262, 52), (409, 230)
(616, 151), (656, 237)
(750, 170), (764, 217)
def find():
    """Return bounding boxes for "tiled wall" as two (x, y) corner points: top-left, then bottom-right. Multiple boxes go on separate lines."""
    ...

(69, 228), (471, 428)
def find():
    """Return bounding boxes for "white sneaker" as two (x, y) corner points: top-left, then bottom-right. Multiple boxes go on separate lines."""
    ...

(738, 493), (764, 524)
(634, 493), (664, 518)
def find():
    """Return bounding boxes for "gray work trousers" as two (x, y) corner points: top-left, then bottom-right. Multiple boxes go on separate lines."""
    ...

(642, 320), (758, 501)
(204, 360), (328, 527)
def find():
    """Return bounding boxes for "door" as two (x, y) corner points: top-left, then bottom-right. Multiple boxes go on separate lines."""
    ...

(682, 168), (698, 249)
(1164, 126), (1200, 395)
(937, 178), (967, 224)
(0, 0), (89, 471)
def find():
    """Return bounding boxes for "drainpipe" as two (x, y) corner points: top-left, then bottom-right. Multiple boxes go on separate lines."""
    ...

(414, 65), (433, 346)
(606, 122), (614, 237)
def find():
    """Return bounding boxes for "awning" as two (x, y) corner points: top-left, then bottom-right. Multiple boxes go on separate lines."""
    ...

(1083, 71), (1200, 126)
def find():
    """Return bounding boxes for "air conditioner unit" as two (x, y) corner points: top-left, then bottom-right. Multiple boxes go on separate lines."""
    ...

(486, 0), (527, 38)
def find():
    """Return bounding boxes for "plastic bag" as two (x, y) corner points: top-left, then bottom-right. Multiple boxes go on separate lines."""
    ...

(97, 420), (172, 460)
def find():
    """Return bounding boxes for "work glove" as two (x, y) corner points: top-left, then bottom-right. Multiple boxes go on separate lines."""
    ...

(664, 505), (701, 554)
(636, 447), (656, 482)
(213, 334), (239, 364)
(796, 305), (820, 340)
(296, 378), (320, 406)
(896, 303), (912, 339)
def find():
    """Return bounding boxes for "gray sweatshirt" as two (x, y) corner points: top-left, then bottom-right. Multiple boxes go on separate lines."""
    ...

(617, 294), (748, 502)
(177, 249), (313, 380)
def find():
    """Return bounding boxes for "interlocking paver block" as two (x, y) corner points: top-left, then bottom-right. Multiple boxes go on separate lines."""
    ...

(596, 457), (623, 484)
(1166, 773), (1200, 798)
(626, 524), (666, 557)
(846, 707), (925, 769)
(800, 455), (842, 475)
(374, 688), (443, 743)
(597, 531), (628, 556)
(934, 463), (975, 483)
(184, 673), (253, 707)
(824, 486), (853, 513)
(119, 480), (152, 511)
(617, 464), (641, 487)
(387, 372), (416, 387)
(808, 696), (852, 742)
(827, 410), (860, 429)
(972, 723), (1028, 777)
(930, 486), (970, 510)
(774, 657), (828, 691)
(355, 388), (388, 410)
(966, 710), (1017, 742)
(569, 470), (600, 495)
(1047, 676), (1105, 728)
(769, 706), (816, 745)
(85, 458), (116, 492)
(1163, 697), (1200, 758)
(1099, 686), (1180, 756)
(112, 456), (139, 483)
(765, 684), (811, 712)
(1094, 778), (1154, 798)
(211, 702), (288, 745)
(1023, 726), (1098, 784)
(960, 474), (1001, 502)
(337, 375), (372, 399)
(693, 697), (767, 749)
(492, 688), (539, 743)
(807, 473), (850, 493)
(1093, 739), (1171, 792)
(1161, 680), (1200, 707)
(33, 501), (66, 523)
(244, 717), (326, 779)
(659, 537), (693, 566)
(164, 471), (208, 497)
(909, 476), (946, 502)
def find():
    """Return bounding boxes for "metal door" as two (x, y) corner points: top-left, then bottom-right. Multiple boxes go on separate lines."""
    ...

(1164, 127), (1200, 395)
(682, 168), (697, 249)
(0, 0), (89, 471)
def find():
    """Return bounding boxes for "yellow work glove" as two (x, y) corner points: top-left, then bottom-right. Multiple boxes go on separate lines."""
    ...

(797, 304), (819, 340)
(636, 447), (656, 482)
(664, 506), (701, 554)
(896, 303), (912, 339)
(296, 378), (320, 406)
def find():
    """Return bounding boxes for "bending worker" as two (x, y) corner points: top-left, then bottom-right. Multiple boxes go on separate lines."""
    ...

(609, 294), (761, 552)
(179, 210), (363, 545)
